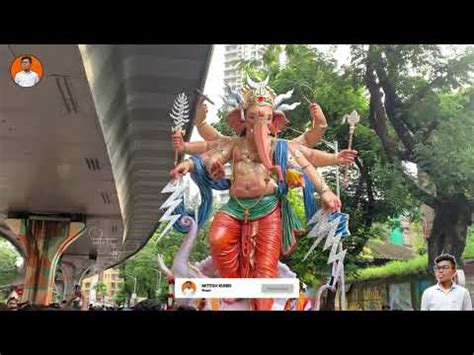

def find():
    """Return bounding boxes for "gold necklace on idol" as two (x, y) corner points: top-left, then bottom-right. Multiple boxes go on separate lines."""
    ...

(230, 137), (276, 222)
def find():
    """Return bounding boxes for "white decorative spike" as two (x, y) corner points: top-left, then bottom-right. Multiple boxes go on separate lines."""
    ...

(327, 248), (347, 291)
(303, 238), (322, 262)
(308, 209), (327, 225)
(303, 212), (340, 261)
(157, 179), (187, 243)
(273, 89), (294, 109)
(276, 102), (301, 112)
(322, 217), (341, 251)
(331, 249), (347, 271)
(306, 208), (350, 310)
(327, 236), (342, 264)
(246, 75), (259, 89)
(303, 224), (328, 261)
(170, 93), (190, 132)
(222, 84), (243, 109)
(342, 110), (360, 127)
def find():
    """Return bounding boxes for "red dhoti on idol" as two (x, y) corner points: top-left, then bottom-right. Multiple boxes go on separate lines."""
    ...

(208, 193), (290, 310)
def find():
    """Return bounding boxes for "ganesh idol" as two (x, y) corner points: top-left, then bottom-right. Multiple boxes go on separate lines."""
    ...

(169, 77), (357, 310)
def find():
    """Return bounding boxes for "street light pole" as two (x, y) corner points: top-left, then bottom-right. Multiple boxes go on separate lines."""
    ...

(148, 268), (162, 297)
(334, 140), (340, 199)
(315, 139), (346, 311)
(334, 140), (346, 310)
(157, 271), (162, 296)
(122, 272), (138, 307)
(124, 268), (162, 304)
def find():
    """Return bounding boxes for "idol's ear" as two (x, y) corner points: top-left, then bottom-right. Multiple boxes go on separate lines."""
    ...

(269, 111), (288, 135)
(227, 108), (245, 134)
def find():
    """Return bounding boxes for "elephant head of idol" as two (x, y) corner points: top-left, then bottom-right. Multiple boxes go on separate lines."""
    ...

(224, 76), (301, 183)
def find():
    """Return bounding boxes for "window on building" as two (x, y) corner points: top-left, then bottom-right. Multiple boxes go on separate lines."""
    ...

(85, 283), (90, 289)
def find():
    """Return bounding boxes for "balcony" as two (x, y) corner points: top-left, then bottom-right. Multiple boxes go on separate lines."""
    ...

(224, 67), (239, 75)
(225, 45), (239, 54)
(224, 73), (242, 81)
(224, 54), (241, 63)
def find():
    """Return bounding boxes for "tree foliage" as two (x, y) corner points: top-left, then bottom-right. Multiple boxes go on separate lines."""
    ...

(0, 239), (20, 287)
(350, 44), (474, 264)
(93, 281), (108, 301)
(119, 215), (211, 299)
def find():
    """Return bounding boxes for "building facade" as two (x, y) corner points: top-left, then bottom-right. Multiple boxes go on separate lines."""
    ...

(81, 268), (123, 305)
(223, 45), (268, 90)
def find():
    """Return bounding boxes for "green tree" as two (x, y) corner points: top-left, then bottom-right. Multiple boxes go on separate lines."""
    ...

(113, 283), (128, 306)
(208, 46), (420, 294)
(0, 239), (20, 287)
(120, 235), (158, 299)
(118, 215), (211, 300)
(351, 44), (474, 266)
(234, 45), (415, 281)
(93, 281), (107, 302)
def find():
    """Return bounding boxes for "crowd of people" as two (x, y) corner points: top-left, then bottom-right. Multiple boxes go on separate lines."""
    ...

(2, 254), (470, 311)
(1, 292), (169, 311)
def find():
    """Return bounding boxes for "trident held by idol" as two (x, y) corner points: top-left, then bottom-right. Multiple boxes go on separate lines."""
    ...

(298, 82), (318, 129)
(170, 92), (190, 166)
(342, 110), (360, 187)
(194, 88), (215, 106)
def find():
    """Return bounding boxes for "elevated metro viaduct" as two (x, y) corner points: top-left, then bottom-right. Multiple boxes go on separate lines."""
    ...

(0, 44), (212, 304)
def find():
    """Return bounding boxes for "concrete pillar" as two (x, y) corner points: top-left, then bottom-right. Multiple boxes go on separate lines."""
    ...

(5, 217), (86, 305)
(61, 255), (95, 298)
(59, 261), (75, 300)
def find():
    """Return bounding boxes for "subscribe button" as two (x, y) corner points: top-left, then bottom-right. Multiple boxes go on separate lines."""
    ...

(175, 278), (299, 299)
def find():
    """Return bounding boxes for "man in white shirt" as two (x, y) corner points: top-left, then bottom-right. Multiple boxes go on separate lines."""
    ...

(421, 254), (472, 311)
(14, 56), (40, 88)
(182, 281), (196, 296)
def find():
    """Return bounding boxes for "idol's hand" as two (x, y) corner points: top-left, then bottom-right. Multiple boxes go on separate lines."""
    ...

(309, 103), (327, 128)
(336, 149), (358, 165)
(195, 97), (208, 125)
(170, 161), (192, 180)
(210, 160), (225, 181)
(172, 131), (186, 153)
(320, 190), (341, 213)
